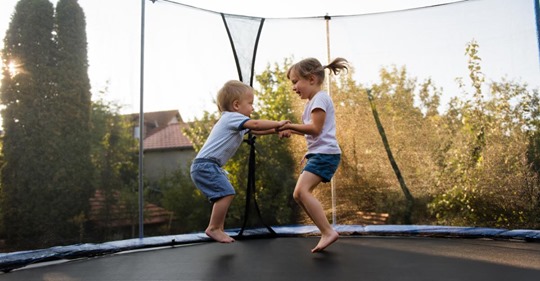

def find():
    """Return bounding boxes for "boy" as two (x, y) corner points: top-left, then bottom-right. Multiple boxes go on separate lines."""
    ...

(190, 80), (289, 243)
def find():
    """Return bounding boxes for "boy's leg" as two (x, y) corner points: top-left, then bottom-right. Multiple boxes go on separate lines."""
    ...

(206, 194), (235, 243)
(293, 171), (339, 253)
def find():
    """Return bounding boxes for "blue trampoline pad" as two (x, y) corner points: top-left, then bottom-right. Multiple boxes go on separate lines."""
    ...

(1, 236), (539, 281)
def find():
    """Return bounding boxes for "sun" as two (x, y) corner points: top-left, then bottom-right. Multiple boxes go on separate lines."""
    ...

(0, 60), (23, 86)
(8, 60), (19, 77)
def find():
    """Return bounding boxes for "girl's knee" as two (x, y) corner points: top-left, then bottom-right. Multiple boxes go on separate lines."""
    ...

(293, 188), (308, 202)
(293, 190), (301, 202)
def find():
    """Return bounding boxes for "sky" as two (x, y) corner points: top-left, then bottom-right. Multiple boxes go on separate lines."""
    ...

(1, 0), (539, 122)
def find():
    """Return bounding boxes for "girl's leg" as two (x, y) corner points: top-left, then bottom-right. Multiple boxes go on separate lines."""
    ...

(206, 195), (235, 243)
(293, 171), (339, 253)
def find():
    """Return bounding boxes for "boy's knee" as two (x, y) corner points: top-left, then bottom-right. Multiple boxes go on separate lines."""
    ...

(213, 194), (235, 203)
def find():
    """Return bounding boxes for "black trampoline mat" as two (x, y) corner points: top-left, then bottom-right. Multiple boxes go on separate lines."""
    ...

(2, 236), (540, 281)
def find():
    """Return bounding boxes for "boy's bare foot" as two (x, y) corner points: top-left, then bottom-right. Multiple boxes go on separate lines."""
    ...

(206, 229), (235, 243)
(311, 230), (339, 253)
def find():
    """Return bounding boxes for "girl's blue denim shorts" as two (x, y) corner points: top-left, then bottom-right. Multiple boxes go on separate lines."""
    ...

(302, 153), (341, 183)
(190, 158), (235, 202)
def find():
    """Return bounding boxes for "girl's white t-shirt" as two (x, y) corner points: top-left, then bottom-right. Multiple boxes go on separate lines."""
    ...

(302, 91), (341, 155)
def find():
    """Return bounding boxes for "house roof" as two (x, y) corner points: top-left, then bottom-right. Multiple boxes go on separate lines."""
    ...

(126, 110), (194, 151)
(129, 109), (183, 138)
(129, 110), (183, 126)
(89, 190), (173, 228)
(144, 122), (193, 151)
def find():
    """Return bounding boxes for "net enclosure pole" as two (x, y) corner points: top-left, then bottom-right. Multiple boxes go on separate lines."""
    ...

(137, 0), (147, 239)
(535, 0), (540, 67)
(325, 14), (337, 226)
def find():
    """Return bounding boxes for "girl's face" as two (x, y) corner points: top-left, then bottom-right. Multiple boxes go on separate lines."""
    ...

(235, 90), (254, 117)
(289, 70), (319, 100)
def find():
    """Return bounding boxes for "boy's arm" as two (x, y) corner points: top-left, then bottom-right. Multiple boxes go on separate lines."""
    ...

(243, 119), (289, 135)
(251, 128), (278, 136)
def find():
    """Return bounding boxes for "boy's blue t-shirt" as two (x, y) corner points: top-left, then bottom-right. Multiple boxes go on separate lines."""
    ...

(195, 111), (250, 166)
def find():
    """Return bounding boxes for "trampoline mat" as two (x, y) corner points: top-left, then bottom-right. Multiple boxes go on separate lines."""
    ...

(1, 236), (540, 281)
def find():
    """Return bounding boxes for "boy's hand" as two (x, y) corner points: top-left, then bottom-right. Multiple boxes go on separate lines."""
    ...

(279, 130), (292, 139)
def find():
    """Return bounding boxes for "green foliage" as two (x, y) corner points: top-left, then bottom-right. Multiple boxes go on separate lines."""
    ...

(159, 167), (210, 233)
(428, 40), (540, 228)
(89, 92), (139, 241)
(182, 111), (218, 151)
(90, 92), (138, 191)
(249, 61), (299, 225)
(526, 89), (540, 175)
(318, 41), (540, 229)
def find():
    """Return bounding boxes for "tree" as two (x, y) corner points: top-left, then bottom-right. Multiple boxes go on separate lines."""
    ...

(429, 41), (540, 228)
(332, 65), (442, 224)
(1, 0), (58, 249)
(0, 0), (94, 249)
(89, 91), (139, 241)
(159, 167), (210, 234)
(50, 0), (94, 243)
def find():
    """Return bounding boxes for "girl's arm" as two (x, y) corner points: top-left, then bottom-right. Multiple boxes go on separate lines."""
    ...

(280, 109), (325, 136)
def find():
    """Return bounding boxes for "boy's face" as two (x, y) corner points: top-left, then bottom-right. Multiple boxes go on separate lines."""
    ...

(235, 90), (254, 117)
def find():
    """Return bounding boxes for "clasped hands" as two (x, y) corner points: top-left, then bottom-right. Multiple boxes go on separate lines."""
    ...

(276, 120), (292, 139)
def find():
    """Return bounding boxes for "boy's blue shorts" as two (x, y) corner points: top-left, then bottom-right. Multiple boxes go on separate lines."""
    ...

(302, 153), (341, 183)
(190, 158), (235, 202)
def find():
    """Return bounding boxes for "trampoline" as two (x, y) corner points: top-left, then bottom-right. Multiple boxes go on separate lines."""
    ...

(1, 225), (540, 280)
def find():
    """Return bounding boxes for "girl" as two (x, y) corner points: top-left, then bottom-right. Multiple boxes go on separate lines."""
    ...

(279, 57), (348, 252)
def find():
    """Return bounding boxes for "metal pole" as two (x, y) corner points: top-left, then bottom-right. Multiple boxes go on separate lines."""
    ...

(138, 0), (146, 240)
(535, 0), (540, 68)
(325, 14), (337, 226)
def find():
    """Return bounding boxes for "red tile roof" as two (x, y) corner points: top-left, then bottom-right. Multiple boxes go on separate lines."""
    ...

(128, 110), (183, 127)
(127, 110), (194, 151)
(89, 190), (173, 227)
(143, 123), (193, 151)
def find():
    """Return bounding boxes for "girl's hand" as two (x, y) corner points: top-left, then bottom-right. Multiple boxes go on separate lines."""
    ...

(277, 122), (290, 132)
(277, 120), (290, 128)
(275, 120), (290, 132)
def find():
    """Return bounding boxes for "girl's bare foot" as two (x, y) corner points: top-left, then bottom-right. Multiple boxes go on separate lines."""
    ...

(311, 230), (339, 253)
(206, 228), (235, 243)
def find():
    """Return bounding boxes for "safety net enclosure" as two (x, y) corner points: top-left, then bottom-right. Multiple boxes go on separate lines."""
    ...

(0, 0), (540, 276)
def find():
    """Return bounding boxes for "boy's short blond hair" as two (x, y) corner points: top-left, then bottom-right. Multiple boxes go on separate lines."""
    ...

(217, 80), (253, 112)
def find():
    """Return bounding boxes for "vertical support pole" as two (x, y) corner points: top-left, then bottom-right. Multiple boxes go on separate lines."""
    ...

(325, 14), (337, 226)
(138, 0), (146, 240)
(535, 0), (540, 68)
